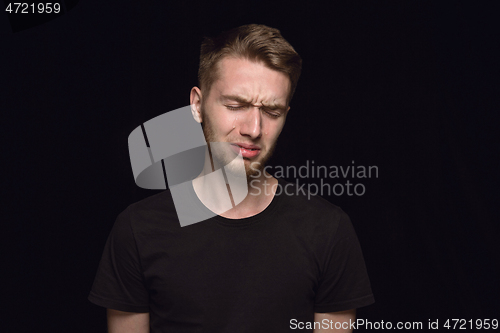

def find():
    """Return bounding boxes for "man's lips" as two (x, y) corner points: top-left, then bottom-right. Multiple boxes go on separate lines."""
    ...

(230, 143), (261, 158)
(233, 143), (260, 150)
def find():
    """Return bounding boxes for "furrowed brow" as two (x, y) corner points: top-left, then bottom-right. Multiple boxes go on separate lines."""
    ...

(221, 95), (287, 110)
(220, 95), (251, 104)
(261, 102), (287, 110)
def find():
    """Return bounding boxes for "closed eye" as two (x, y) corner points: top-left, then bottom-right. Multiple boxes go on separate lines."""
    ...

(226, 105), (282, 118)
(265, 110), (281, 118)
(226, 105), (245, 111)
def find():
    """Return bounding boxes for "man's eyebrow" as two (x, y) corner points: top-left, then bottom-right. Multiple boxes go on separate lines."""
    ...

(261, 101), (287, 110)
(220, 94), (287, 110)
(220, 95), (251, 104)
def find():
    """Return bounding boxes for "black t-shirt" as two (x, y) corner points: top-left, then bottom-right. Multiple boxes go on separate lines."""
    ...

(89, 178), (374, 332)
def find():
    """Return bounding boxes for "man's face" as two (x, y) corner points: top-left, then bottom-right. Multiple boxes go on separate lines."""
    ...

(194, 57), (291, 178)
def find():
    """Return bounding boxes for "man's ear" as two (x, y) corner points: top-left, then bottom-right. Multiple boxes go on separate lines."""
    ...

(190, 87), (203, 124)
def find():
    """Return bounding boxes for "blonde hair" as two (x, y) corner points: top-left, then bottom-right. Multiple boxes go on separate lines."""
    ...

(198, 24), (302, 103)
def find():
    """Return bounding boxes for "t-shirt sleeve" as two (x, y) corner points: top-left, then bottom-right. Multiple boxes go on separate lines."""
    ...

(88, 206), (150, 312)
(314, 210), (375, 313)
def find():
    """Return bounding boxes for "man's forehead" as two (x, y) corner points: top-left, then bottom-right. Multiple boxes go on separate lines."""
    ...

(212, 58), (290, 104)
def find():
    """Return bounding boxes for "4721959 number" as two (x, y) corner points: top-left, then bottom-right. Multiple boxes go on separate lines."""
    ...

(444, 319), (498, 330)
(5, 2), (61, 14)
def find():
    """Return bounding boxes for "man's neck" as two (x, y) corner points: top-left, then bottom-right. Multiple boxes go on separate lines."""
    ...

(219, 173), (278, 219)
(192, 149), (277, 219)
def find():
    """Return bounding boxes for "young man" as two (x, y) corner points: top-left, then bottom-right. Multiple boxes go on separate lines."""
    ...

(89, 24), (374, 332)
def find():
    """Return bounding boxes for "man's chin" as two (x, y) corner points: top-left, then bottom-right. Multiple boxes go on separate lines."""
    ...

(246, 169), (259, 182)
(244, 159), (265, 180)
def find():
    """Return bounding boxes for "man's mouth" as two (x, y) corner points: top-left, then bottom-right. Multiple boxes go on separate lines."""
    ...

(230, 143), (261, 158)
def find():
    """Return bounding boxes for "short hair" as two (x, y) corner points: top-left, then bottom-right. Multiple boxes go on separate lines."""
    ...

(198, 24), (302, 104)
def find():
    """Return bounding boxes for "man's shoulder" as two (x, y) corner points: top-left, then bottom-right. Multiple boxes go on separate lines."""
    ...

(128, 189), (175, 212)
(275, 178), (349, 229)
(119, 189), (179, 231)
(276, 178), (345, 213)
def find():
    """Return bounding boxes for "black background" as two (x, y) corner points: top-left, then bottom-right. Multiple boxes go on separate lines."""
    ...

(2, 0), (499, 332)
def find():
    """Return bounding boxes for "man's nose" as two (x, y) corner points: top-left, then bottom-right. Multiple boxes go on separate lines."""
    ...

(238, 107), (262, 139)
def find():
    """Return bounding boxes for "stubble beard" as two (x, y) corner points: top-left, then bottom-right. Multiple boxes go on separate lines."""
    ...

(200, 111), (277, 181)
